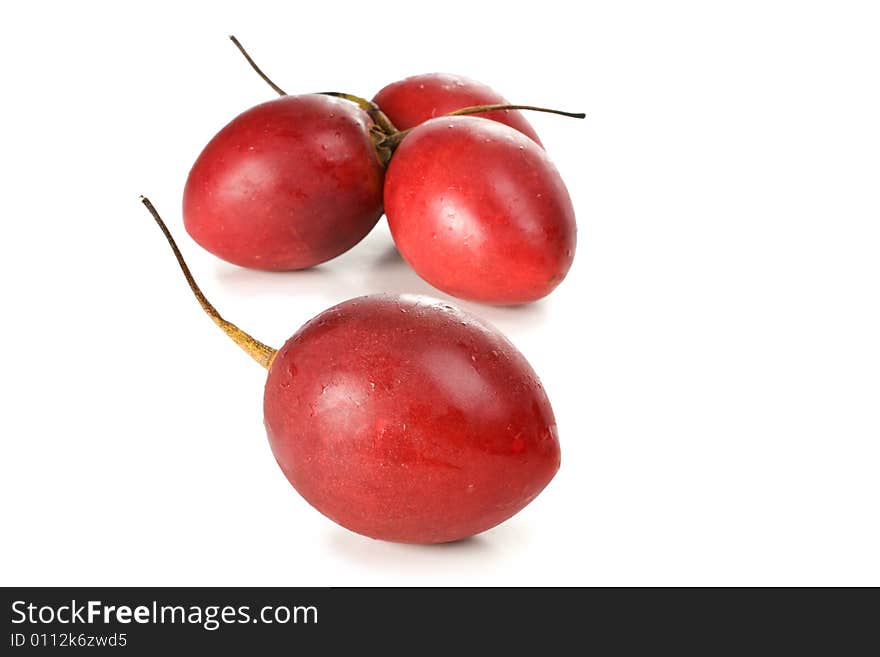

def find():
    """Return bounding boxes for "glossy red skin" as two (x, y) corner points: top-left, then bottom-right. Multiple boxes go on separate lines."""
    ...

(384, 117), (576, 305)
(264, 294), (560, 543)
(183, 95), (384, 270)
(373, 73), (543, 146)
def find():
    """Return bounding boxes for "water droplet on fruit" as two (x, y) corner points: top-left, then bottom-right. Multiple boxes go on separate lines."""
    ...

(511, 435), (526, 454)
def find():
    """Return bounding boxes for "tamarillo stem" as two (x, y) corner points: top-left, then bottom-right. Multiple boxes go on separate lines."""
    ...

(317, 92), (399, 136)
(139, 196), (278, 370)
(447, 104), (586, 119)
(377, 102), (586, 152)
(228, 36), (398, 140)
(229, 35), (287, 96)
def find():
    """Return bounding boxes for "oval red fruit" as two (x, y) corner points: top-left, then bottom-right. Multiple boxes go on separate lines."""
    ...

(384, 116), (576, 304)
(264, 294), (561, 543)
(183, 95), (384, 270)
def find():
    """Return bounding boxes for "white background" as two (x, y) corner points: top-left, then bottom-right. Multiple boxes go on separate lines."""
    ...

(1, 1), (878, 586)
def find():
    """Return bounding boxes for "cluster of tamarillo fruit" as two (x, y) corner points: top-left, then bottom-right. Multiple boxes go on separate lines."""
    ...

(142, 37), (584, 544)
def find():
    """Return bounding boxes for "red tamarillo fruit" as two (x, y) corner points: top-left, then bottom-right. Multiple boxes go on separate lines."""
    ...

(140, 197), (561, 543)
(383, 116), (577, 305)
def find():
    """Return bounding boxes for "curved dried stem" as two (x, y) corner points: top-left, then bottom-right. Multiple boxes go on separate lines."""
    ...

(448, 104), (586, 119)
(139, 196), (277, 370)
(229, 35), (287, 96)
